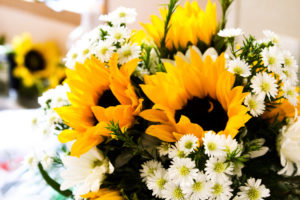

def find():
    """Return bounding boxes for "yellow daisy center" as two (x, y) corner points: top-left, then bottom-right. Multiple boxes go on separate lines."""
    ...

(248, 188), (260, 200)
(157, 178), (167, 189)
(268, 56), (276, 65)
(114, 33), (122, 40)
(248, 99), (258, 110)
(119, 12), (126, 18)
(287, 89), (294, 96)
(261, 82), (271, 92)
(123, 49), (132, 57)
(233, 66), (243, 75)
(207, 142), (217, 151)
(100, 47), (109, 55)
(193, 182), (203, 192)
(285, 57), (292, 66)
(184, 141), (194, 149)
(179, 166), (190, 176)
(214, 162), (225, 173)
(173, 187), (184, 199)
(212, 183), (223, 195)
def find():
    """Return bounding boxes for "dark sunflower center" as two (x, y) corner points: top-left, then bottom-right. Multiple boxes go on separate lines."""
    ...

(24, 50), (46, 72)
(97, 90), (119, 108)
(175, 96), (228, 132)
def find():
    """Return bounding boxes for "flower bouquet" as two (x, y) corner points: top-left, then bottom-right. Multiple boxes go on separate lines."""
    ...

(10, 33), (65, 107)
(29, 0), (300, 199)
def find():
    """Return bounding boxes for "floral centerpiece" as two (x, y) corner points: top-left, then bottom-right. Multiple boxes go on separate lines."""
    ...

(10, 33), (65, 107)
(28, 0), (300, 199)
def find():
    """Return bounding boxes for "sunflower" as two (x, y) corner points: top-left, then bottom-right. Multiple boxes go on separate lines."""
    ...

(141, 0), (217, 52)
(56, 54), (143, 156)
(263, 97), (300, 122)
(12, 33), (64, 88)
(81, 189), (123, 200)
(140, 48), (251, 142)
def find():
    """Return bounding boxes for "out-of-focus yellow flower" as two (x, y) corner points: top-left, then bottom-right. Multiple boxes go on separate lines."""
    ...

(81, 188), (123, 200)
(12, 33), (64, 88)
(141, 0), (217, 51)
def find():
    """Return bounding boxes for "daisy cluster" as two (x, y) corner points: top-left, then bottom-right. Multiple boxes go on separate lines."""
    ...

(140, 133), (270, 200)
(220, 29), (299, 117)
(65, 7), (140, 69)
(33, 83), (70, 136)
(25, 84), (70, 171)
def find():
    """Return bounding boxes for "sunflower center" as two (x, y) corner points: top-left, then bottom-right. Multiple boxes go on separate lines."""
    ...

(175, 97), (228, 132)
(24, 50), (46, 72)
(97, 90), (119, 108)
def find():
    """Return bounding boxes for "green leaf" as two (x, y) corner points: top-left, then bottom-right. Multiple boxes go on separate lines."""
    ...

(38, 163), (73, 197)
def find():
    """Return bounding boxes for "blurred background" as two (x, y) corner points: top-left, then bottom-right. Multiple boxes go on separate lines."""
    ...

(0, 0), (299, 199)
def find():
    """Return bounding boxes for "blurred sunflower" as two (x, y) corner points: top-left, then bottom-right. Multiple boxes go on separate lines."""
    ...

(141, 0), (217, 52)
(81, 189), (122, 200)
(140, 48), (251, 142)
(263, 98), (300, 122)
(12, 33), (64, 88)
(56, 54), (143, 156)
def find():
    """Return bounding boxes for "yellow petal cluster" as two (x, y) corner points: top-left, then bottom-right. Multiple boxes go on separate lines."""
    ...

(141, 0), (217, 51)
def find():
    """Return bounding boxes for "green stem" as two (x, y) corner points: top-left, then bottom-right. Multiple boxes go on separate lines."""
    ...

(38, 162), (73, 197)
(160, 0), (179, 58)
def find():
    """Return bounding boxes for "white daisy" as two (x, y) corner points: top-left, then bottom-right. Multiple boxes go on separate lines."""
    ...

(92, 39), (115, 62)
(41, 152), (54, 170)
(24, 153), (39, 169)
(157, 142), (171, 157)
(218, 28), (243, 38)
(205, 157), (233, 183)
(168, 157), (199, 187)
(281, 69), (298, 86)
(282, 50), (298, 72)
(227, 58), (251, 77)
(168, 143), (187, 159)
(75, 39), (94, 64)
(178, 134), (199, 154)
(222, 135), (239, 154)
(244, 93), (265, 117)
(100, 7), (137, 25)
(210, 180), (233, 200)
(140, 160), (163, 182)
(202, 131), (226, 158)
(182, 171), (211, 200)
(64, 45), (80, 69)
(236, 178), (270, 200)
(147, 168), (168, 198)
(108, 26), (130, 43)
(162, 182), (186, 200)
(282, 83), (299, 106)
(262, 30), (280, 44)
(250, 72), (278, 99)
(60, 148), (114, 196)
(117, 43), (141, 65)
(261, 46), (284, 74)
(38, 83), (70, 109)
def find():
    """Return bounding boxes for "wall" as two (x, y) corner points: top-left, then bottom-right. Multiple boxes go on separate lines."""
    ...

(0, 5), (76, 54)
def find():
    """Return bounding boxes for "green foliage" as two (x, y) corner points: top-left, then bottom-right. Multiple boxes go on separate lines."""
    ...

(219, 0), (234, 29)
(159, 0), (179, 58)
(0, 35), (5, 45)
(38, 162), (73, 198)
